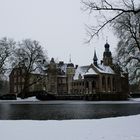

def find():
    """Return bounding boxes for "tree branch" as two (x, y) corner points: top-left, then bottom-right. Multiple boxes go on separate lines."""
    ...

(86, 11), (124, 42)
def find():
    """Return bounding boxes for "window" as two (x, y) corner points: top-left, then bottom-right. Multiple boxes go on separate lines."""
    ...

(18, 77), (21, 83)
(108, 77), (110, 85)
(108, 77), (111, 91)
(22, 69), (25, 73)
(14, 77), (17, 83)
(113, 78), (116, 91)
(92, 81), (96, 88)
(14, 86), (17, 92)
(86, 82), (89, 88)
(17, 70), (20, 76)
(14, 71), (17, 76)
(102, 76), (105, 85)
(18, 85), (21, 93)
(62, 79), (66, 83)
(22, 85), (24, 90)
(22, 78), (25, 83)
(102, 76), (106, 91)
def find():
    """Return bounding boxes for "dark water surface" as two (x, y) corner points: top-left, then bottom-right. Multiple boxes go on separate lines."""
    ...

(0, 101), (140, 120)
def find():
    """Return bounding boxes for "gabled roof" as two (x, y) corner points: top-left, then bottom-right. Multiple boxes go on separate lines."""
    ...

(57, 63), (67, 74)
(74, 65), (89, 80)
(85, 67), (98, 75)
(97, 64), (115, 74)
(74, 63), (115, 80)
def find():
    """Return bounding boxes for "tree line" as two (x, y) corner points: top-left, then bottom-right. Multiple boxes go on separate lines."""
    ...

(0, 38), (48, 95)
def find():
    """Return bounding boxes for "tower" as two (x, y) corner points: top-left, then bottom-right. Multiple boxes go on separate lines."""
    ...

(47, 58), (57, 94)
(103, 42), (112, 66)
(66, 56), (75, 94)
(93, 50), (98, 66)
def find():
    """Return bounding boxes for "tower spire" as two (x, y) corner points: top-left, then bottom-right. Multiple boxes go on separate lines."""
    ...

(93, 50), (98, 66)
(103, 41), (112, 66)
(106, 36), (108, 43)
(69, 54), (71, 63)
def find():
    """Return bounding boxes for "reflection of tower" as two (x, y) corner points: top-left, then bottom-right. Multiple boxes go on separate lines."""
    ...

(66, 56), (75, 94)
(48, 58), (57, 94)
(103, 42), (112, 66)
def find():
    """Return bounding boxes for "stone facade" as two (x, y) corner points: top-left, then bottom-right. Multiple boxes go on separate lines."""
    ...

(9, 64), (47, 96)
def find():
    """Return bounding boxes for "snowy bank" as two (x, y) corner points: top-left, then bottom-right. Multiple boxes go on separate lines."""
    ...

(1, 98), (140, 104)
(0, 115), (140, 140)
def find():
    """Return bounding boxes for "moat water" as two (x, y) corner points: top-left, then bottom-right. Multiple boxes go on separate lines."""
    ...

(0, 100), (140, 120)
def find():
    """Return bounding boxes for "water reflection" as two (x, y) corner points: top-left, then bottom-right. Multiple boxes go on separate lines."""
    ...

(0, 102), (140, 120)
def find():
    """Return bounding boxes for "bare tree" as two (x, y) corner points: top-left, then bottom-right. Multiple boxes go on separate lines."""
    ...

(0, 76), (9, 95)
(0, 37), (15, 75)
(12, 39), (48, 97)
(13, 39), (48, 73)
(113, 12), (140, 83)
(0, 37), (15, 94)
(82, 0), (140, 42)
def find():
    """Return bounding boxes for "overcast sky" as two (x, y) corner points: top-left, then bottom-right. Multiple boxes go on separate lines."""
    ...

(0, 0), (118, 65)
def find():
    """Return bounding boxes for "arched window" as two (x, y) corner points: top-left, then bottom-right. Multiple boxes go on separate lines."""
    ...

(102, 76), (105, 85)
(92, 81), (96, 89)
(108, 77), (110, 85)
(113, 78), (115, 91)
(108, 77), (111, 91)
(102, 76), (106, 91)
(86, 81), (89, 88)
(83, 82), (84, 86)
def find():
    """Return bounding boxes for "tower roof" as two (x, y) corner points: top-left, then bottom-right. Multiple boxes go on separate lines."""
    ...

(103, 41), (112, 66)
(67, 54), (74, 67)
(104, 42), (110, 49)
(50, 57), (55, 63)
(67, 63), (74, 67)
(93, 50), (98, 61)
(93, 50), (98, 66)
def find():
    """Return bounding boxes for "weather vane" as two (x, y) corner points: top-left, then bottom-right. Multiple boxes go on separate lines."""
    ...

(69, 54), (71, 63)
(106, 36), (108, 43)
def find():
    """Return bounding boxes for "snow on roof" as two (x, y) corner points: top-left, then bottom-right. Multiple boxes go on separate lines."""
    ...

(74, 65), (89, 80)
(121, 74), (125, 78)
(85, 68), (98, 75)
(59, 63), (67, 73)
(30, 67), (47, 75)
(74, 64), (115, 80)
(97, 64), (115, 74)
(57, 75), (67, 78)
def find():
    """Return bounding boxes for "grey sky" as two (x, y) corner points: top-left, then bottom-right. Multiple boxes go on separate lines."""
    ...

(0, 0), (118, 65)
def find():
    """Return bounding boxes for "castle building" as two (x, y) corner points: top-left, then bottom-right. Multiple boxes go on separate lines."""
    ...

(9, 42), (129, 99)
(9, 63), (47, 97)
(77, 48), (128, 96)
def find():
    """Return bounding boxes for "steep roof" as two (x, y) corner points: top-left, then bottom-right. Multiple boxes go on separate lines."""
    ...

(74, 65), (89, 80)
(57, 63), (67, 73)
(96, 64), (115, 74)
(85, 68), (98, 75)
(73, 63), (115, 80)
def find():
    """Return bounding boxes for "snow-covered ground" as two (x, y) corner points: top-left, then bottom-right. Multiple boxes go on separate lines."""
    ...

(0, 97), (140, 104)
(131, 98), (140, 101)
(0, 115), (140, 140)
(17, 97), (39, 101)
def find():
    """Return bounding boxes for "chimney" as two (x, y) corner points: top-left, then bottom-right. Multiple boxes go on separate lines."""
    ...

(101, 60), (103, 65)
(75, 65), (78, 69)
